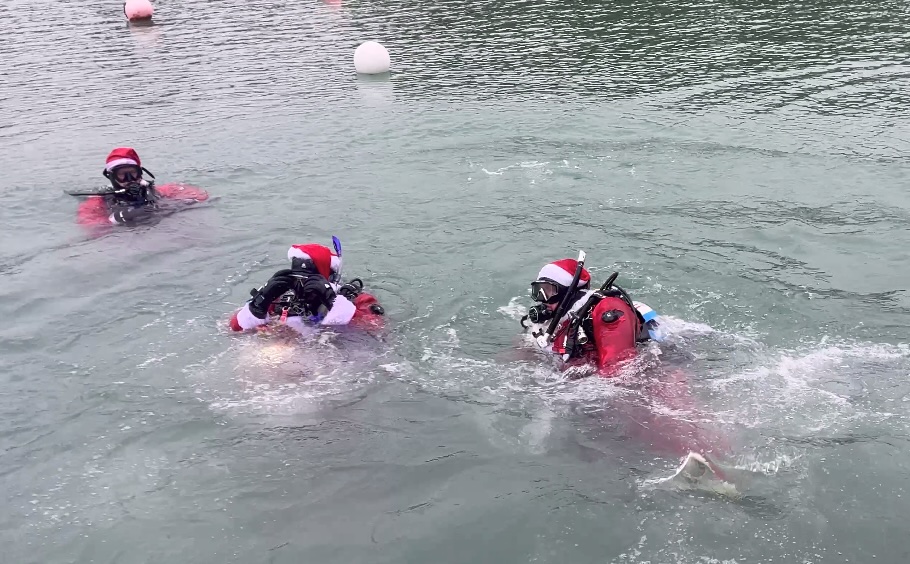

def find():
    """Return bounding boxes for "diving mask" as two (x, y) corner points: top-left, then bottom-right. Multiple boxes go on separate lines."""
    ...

(530, 279), (562, 304)
(112, 165), (142, 185)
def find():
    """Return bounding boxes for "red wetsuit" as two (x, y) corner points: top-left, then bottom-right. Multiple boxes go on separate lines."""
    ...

(77, 183), (209, 226)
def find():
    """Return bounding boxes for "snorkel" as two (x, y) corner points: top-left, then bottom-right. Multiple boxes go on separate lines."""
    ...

(331, 235), (343, 285)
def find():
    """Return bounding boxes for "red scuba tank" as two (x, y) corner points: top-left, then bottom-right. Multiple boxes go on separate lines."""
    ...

(590, 296), (642, 376)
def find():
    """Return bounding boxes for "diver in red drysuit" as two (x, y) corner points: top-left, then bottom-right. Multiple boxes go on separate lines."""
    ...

(521, 258), (663, 376)
(229, 243), (385, 335)
(76, 147), (208, 227)
(520, 257), (731, 467)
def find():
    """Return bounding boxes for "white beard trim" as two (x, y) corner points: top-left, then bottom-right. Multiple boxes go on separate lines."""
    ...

(320, 295), (356, 326)
(236, 303), (268, 330)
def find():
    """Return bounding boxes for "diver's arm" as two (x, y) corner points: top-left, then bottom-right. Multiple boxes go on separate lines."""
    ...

(319, 294), (356, 325)
(155, 182), (209, 203)
(229, 303), (266, 332)
(275, 268), (356, 326)
(76, 196), (114, 226)
(294, 275), (357, 326)
(228, 276), (294, 331)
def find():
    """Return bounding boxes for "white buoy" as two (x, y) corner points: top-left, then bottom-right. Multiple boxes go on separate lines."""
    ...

(353, 41), (390, 75)
(124, 0), (154, 22)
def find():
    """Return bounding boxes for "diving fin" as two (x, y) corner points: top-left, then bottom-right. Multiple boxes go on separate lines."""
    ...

(676, 451), (714, 481)
(645, 451), (742, 500)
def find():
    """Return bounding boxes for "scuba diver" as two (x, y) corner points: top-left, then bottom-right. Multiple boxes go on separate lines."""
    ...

(74, 147), (209, 226)
(520, 252), (736, 489)
(229, 241), (385, 334)
(520, 251), (664, 377)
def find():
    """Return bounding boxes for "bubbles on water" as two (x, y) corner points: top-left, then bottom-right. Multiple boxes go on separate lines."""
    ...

(729, 451), (804, 476)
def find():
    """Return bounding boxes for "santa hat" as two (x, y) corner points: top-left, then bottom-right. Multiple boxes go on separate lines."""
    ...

(536, 259), (591, 288)
(287, 244), (341, 279)
(105, 147), (142, 171)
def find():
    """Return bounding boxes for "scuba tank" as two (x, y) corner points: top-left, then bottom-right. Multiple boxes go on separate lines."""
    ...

(557, 271), (666, 360)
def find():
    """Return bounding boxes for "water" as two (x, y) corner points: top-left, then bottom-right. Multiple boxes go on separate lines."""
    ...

(2, 0), (910, 562)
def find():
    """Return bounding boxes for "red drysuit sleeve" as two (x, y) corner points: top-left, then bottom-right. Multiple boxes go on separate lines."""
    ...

(155, 183), (209, 202)
(76, 196), (112, 226)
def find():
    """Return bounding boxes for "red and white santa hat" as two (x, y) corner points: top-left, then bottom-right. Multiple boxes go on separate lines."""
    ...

(536, 259), (591, 288)
(105, 147), (142, 171)
(287, 243), (341, 279)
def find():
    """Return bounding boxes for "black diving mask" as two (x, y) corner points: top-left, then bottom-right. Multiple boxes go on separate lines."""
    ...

(530, 279), (562, 304)
(112, 165), (142, 184)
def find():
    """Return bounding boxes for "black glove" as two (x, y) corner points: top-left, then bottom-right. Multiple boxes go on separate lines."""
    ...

(248, 276), (294, 319)
(297, 275), (336, 316)
(110, 204), (154, 224)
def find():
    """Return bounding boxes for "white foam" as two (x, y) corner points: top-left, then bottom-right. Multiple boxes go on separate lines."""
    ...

(656, 315), (715, 336)
(481, 160), (552, 176)
(497, 296), (527, 320)
(729, 451), (803, 475)
(187, 332), (383, 417)
(703, 340), (910, 438)
(711, 342), (910, 390)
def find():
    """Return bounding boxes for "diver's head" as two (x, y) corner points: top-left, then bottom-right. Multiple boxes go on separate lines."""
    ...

(102, 147), (148, 201)
(530, 259), (591, 309)
(287, 243), (342, 284)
